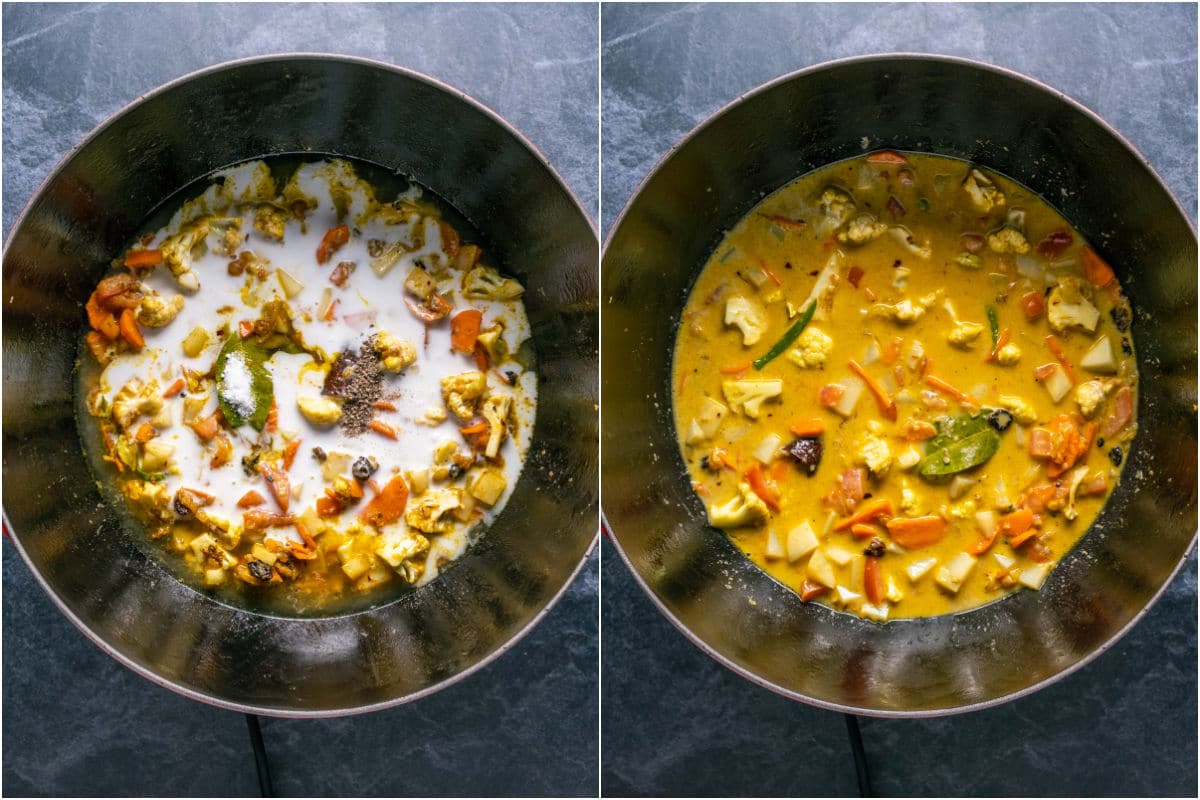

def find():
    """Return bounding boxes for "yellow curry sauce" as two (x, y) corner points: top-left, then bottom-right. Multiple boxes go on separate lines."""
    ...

(672, 152), (1137, 620)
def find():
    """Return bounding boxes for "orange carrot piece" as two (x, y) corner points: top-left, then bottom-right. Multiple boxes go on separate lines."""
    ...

(789, 418), (826, 437)
(712, 449), (738, 472)
(316, 493), (344, 518)
(368, 420), (397, 439)
(1009, 528), (1039, 549)
(238, 319), (254, 338)
(242, 509), (295, 529)
(189, 412), (221, 441)
(969, 532), (998, 555)
(924, 374), (975, 405)
(359, 475), (410, 529)
(316, 224), (350, 265)
(162, 378), (186, 398)
(86, 294), (120, 340)
(800, 579), (829, 602)
(720, 361), (753, 375)
(744, 462), (781, 512)
(834, 498), (893, 531)
(473, 341), (490, 372)
(450, 309), (484, 354)
(258, 463), (290, 513)
(818, 384), (845, 408)
(459, 421), (489, 436)
(763, 266), (782, 286)
(1045, 335), (1077, 384)
(864, 557), (883, 605)
(849, 359), (897, 421)
(866, 150), (907, 165)
(323, 298), (339, 322)
(1021, 291), (1046, 320)
(1000, 508), (1035, 536)
(237, 490), (266, 508)
(372, 401), (397, 412)
(850, 523), (882, 539)
(123, 248), (164, 269)
(265, 399), (278, 433)
(1079, 245), (1115, 288)
(985, 328), (1011, 363)
(881, 337), (903, 366)
(885, 515), (947, 548)
(118, 308), (144, 348)
(289, 522), (318, 559)
(133, 422), (155, 443)
(283, 439), (301, 471)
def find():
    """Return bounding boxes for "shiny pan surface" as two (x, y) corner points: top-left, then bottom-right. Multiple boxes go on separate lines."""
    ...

(3, 54), (598, 716)
(601, 54), (1195, 715)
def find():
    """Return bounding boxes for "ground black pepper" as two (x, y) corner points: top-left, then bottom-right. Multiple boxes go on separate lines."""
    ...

(324, 338), (385, 436)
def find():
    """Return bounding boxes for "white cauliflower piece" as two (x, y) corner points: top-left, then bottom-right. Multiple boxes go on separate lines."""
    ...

(375, 529), (431, 569)
(463, 265), (524, 300)
(252, 204), (289, 241)
(140, 440), (175, 473)
(1047, 278), (1101, 333)
(1075, 380), (1109, 419)
(837, 213), (889, 245)
(404, 267), (438, 300)
(994, 343), (1022, 366)
(481, 393), (512, 458)
(987, 226), (1030, 254)
(440, 371), (488, 419)
(373, 330), (417, 372)
(854, 433), (893, 478)
(870, 291), (940, 325)
(112, 379), (164, 430)
(137, 294), (185, 328)
(948, 321), (985, 348)
(819, 187), (856, 228)
(207, 217), (244, 256)
(1063, 466), (1091, 522)
(707, 482), (770, 529)
(962, 169), (1005, 212)
(476, 321), (508, 363)
(404, 487), (463, 534)
(786, 327), (833, 368)
(722, 378), (783, 419)
(724, 295), (767, 346)
(160, 218), (210, 292)
(900, 481), (922, 515)
(998, 395), (1037, 425)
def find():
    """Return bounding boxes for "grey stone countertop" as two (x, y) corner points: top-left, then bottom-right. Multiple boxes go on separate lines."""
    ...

(600, 3), (1196, 797)
(2, 4), (598, 797)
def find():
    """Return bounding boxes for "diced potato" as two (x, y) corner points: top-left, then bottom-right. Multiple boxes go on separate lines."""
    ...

(786, 521), (819, 562)
(1039, 364), (1073, 403)
(884, 576), (904, 603)
(297, 395), (343, 426)
(834, 375), (866, 418)
(764, 529), (785, 560)
(204, 568), (226, 586)
(251, 543), (278, 566)
(935, 552), (977, 593)
(695, 397), (728, 439)
(949, 475), (975, 500)
(975, 510), (997, 537)
(140, 440), (175, 472)
(468, 467), (508, 507)
(992, 553), (1016, 569)
(1080, 336), (1118, 374)
(859, 602), (890, 622)
(835, 585), (862, 605)
(825, 544), (856, 567)
(849, 555), (866, 591)
(276, 268), (304, 299)
(753, 432), (784, 464)
(322, 451), (353, 482)
(806, 548), (836, 588)
(1019, 562), (1051, 590)
(897, 446), (922, 471)
(907, 557), (937, 583)
(684, 419), (707, 445)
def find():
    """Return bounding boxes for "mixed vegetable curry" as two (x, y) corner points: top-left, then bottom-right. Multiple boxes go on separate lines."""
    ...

(672, 151), (1136, 620)
(80, 158), (536, 611)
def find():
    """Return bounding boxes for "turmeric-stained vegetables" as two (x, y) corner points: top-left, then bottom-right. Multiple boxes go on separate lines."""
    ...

(359, 475), (410, 528)
(752, 300), (816, 370)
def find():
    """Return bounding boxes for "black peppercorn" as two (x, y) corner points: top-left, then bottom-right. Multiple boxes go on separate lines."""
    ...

(352, 456), (378, 481)
(864, 539), (886, 558)
(1109, 446), (1123, 467)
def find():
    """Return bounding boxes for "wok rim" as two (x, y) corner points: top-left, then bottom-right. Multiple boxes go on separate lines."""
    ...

(2, 51), (600, 718)
(600, 51), (1197, 718)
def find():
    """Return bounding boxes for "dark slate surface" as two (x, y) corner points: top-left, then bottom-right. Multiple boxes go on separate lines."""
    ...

(600, 3), (1197, 797)
(2, 4), (598, 797)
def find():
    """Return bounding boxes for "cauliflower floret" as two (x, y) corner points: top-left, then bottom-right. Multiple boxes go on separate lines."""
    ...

(140, 440), (175, 473)
(724, 295), (768, 346)
(297, 395), (343, 427)
(160, 218), (209, 292)
(1046, 278), (1101, 333)
(854, 434), (893, 478)
(819, 187), (856, 228)
(1063, 466), (1091, 522)
(1075, 380), (1109, 419)
(962, 169), (1005, 212)
(112, 379), (164, 429)
(419, 406), (448, 426)
(707, 482), (770, 529)
(373, 331), (417, 372)
(998, 395), (1037, 425)
(994, 343), (1022, 366)
(837, 213), (889, 245)
(463, 265), (524, 300)
(899, 481), (922, 515)
(440, 371), (488, 419)
(987, 226), (1030, 254)
(948, 321), (985, 348)
(870, 291), (940, 325)
(476, 321), (508, 363)
(122, 479), (172, 528)
(375, 529), (431, 569)
(722, 378), (783, 419)
(253, 204), (289, 242)
(405, 487), (464, 534)
(208, 217), (244, 256)
(137, 294), (185, 328)
(404, 267), (438, 300)
(786, 327), (833, 368)
(481, 393), (512, 458)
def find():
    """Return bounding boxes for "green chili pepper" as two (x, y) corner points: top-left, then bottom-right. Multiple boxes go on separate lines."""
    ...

(753, 300), (817, 370)
(986, 305), (1000, 349)
(917, 197), (930, 212)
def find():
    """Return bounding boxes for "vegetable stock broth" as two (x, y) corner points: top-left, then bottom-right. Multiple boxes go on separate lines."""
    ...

(78, 156), (536, 616)
(671, 151), (1137, 621)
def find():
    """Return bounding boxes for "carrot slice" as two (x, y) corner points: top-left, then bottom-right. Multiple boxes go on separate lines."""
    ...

(1000, 507), (1035, 536)
(265, 399), (278, 433)
(1009, 528), (1039, 549)
(885, 515), (947, 548)
(162, 378), (186, 398)
(969, 532), (998, 556)
(289, 522), (318, 560)
(134, 422), (155, 443)
(373, 401), (397, 412)
(242, 509), (295, 529)
(848, 359), (897, 421)
(1021, 291), (1046, 320)
(359, 475), (410, 529)
(123, 248), (163, 269)
(459, 421), (489, 436)
(924, 374), (976, 405)
(818, 384), (845, 408)
(189, 411), (221, 442)
(316, 494), (345, 518)
(258, 463), (290, 513)
(316, 224), (350, 265)
(238, 319), (254, 338)
(368, 420), (397, 440)
(985, 328), (1011, 363)
(720, 361), (753, 375)
(86, 294), (120, 339)
(450, 309), (484, 354)
(789, 418), (826, 437)
(1104, 385), (1133, 437)
(866, 150), (907, 165)
(800, 579), (829, 602)
(744, 462), (781, 512)
(118, 308), (144, 348)
(864, 557), (883, 605)
(712, 449), (738, 472)
(473, 341), (490, 371)
(1045, 335), (1077, 384)
(237, 490), (266, 508)
(283, 439), (301, 471)
(850, 523), (882, 539)
(834, 498), (893, 531)
(1079, 245), (1115, 288)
